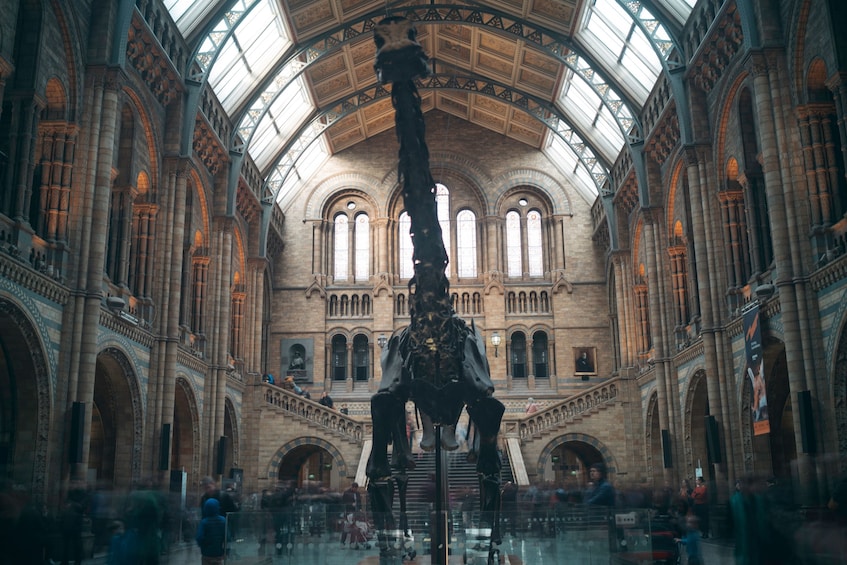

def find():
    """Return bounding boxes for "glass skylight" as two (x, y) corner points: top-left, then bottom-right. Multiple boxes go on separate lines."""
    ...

(248, 76), (313, 173)
(580, 0), (662, 104)
(206, 0), (291, 114)
(160, 0), (701, 207)
(164, 0), (223, 38)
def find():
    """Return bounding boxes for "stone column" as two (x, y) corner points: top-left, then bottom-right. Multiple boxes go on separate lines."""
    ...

(748, 52), (817, 502)
(72, 68), (122, 480)
(683, 144), (732, 495)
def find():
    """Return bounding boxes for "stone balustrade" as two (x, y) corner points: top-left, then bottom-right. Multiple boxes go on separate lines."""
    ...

(262, 383), (368, 443)
(517, 379), (619, 440)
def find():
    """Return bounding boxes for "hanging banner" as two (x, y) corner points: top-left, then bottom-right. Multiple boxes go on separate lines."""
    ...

(743, 304), (770, 435)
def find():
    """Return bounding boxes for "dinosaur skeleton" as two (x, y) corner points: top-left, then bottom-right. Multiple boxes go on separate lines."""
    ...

(366, 16), (505, 565)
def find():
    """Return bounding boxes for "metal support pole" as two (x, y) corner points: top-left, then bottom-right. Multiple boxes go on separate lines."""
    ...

(434, 425), (449, 565)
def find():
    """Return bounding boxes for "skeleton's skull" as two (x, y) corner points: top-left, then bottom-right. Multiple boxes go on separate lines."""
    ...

(373, 16), (430, 83)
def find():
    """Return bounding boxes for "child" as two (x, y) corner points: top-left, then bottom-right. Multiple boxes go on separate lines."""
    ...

(675, 514), (704, 565)
(196, 498), (227, 565)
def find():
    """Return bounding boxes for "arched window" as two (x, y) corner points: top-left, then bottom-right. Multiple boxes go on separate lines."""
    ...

(511, 332), (527, 379)
(332, 335), (347, 381)
(527, 209), (543, 276)
(399, 211), (413, 279)
(353, 335), (369, 381)
(533, 331), (549, 378)
(355, 213), (370, 282)
(436, 184), (451, 261)
(506, 210), (522, 277)
(456, 209), (477, 278)
(505, 205), (546, 278)
(334, 214), (349, 281)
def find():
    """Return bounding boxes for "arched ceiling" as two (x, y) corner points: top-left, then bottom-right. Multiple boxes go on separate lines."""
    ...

(164, 0), (697, 207)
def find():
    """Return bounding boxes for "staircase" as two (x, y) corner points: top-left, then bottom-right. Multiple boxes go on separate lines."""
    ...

(387, 449), (514, 533)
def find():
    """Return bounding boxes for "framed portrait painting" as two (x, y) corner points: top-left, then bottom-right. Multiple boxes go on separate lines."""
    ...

(574, 347), (596, 376)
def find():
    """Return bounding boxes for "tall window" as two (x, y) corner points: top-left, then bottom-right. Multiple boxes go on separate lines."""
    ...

(527, 210), (543, 276)
(353, 335), (369, 381)
(355, 213), (370, 282)
(456, 209), (477, 277)
(400, 185), (453, 279)
(399, 211), (413, 279)
(332, 335), (347, 381)
(506, 207), (545, 278)
(506, 211), (522, 277)
(533, 331), (549, 378)
(334, 214), (349, 281)
(333, 209), (370, 283)
(436, 184), (451, 260)
(511, 332), (527, 378)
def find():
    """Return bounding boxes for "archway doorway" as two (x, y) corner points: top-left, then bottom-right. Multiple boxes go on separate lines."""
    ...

(0, 298), (49, 503)
(92, 349), (139, 489)
(646, 392), (663, 487)
(171, 379), (197, 480)
(277, 444), (335, 491)
(742, 337), (796, 482)
(685, 371), (712, 484)
(543, 439), (607, 494)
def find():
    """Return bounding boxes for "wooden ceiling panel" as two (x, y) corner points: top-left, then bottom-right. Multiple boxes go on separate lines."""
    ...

(518, 68), (557, 97)
(331, 112), (362, 135)
(420, 92), (434, 113)
(337, 0), (380, 19)
(471, 107), (507, 133)
(436, 37), (473, 66)
(475, 51), (515, 82)
(527, 0), (579, 35)
(364, 111), (395, 138)
(477, 32), (517, 60)
(521, 45), (562, 76)
(312, 73), (353, 103)
(486, 0), (529, 13)
(473, 95), (509, 118)
(349, 36), (374, 66)
(328, 126), (366, 152)
(507, 122), (544, 146)
(438, 23), (472, 43)
(288, 1), (338, 39)
(362, 98), (393, 121)
(510, 107), (540, 129)
(435, 92), (470, 120)
(306, 52), (347, 84)
(353, 62), (376, 86)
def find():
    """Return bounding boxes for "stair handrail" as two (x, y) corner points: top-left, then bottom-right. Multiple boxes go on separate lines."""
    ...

(515, 377), (621, 440)
(262, 382), (369, 444)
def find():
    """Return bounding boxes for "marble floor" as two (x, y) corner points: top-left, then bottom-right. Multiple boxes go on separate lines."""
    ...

(88, 530), (736, 564)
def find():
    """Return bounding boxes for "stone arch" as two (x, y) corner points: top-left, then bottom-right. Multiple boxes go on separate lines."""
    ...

(536, 433), (618, 479)
(645, 390), (661, 486)
(682, 369), (710, 482)
(491, 169), (572, 216)
(95, 347), (145, 487)
(304, 174), (384, 219)
(224, 396), (240, 470)
(0, 296), (52, 506)
(173, 375), (201, 487)
(265, 437), (349, 482)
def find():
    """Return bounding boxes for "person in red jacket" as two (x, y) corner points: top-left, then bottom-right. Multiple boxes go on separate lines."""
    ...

(691, 476), (709, 538)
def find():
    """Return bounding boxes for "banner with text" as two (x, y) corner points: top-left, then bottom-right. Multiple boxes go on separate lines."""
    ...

(743, 305), (770, 435)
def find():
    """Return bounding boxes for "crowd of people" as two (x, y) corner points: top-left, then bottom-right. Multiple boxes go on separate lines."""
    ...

(2, 464), (845, 563)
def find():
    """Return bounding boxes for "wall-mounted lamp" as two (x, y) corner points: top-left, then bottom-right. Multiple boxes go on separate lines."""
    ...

(377, 334), (388, 349)
(490, 332), (501, 357)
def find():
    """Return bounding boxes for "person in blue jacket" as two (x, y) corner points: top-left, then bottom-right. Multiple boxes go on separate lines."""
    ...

(585, 463), (616, 506)
(196, 498), (227, 565)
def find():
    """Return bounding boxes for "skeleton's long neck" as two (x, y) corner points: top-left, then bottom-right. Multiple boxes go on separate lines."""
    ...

(392, 79), (460, 382)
